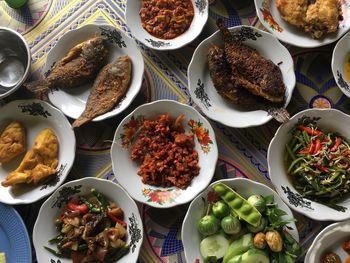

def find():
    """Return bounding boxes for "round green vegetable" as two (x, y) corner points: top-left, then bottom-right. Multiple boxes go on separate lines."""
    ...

(212, 201), (230, 219)
(246, 217), (267, 233)
(221, 215), (241, 235)
(200, 233), (230, 259)
(247, 195), (266, 213)
(197, 215), (220, 236)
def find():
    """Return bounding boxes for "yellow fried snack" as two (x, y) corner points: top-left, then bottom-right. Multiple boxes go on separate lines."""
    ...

(0, 122), (26, 164)
(1, 128), (59, 187)
(0, 252), (6, 263)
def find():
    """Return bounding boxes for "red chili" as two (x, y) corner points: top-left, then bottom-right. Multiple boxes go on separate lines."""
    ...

(313, 138), (321, 154)
(298, 125), (323, 136)
(107, 211), (127, 228)
(331, 137), (342, 152)
(67, 201), (89, 215)
(343, 151), (350, 157)
(315, 164), (330, 174)
(309, 140), (315, 154)
(298, 148), (309, 154)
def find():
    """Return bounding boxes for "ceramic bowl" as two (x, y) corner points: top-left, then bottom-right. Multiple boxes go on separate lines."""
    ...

(305, 220), (350, 263)
(332, 30), (350, 99)
(45, 24), (144, 122)
(125, 0), (209, 50)
(0, 99), (75, 205)
(182, 177), (299, 262)
(254, 0), (350, 48)
(33, 177), (143, 263)
(0, 27), (31, 99)
(110, 100), (218, 208)
(188, 25), (295, 128)
(268, 108), (350, 221)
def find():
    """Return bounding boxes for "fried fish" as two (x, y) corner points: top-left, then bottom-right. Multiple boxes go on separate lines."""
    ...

(2, 128), (59, 187)
(72, 55), (132, 128)
(25, 36), (108, 95)
(0, 122), (26, 164)
(217, 20), (286, 103)
(208, 45), (290, 123)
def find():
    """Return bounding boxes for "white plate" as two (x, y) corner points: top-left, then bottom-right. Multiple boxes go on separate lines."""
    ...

(188, 25), (295, 128)
(45, 24), (144, 121)
(254, 0), (350, 48)
(33, 177), (143, 263)
(110, 100), (218, 208)
(0, 99), (75, 205)
(125, 0), (208, 50)
(268, 108), (350, 221)
(332, 30), (350, 99)
(305, 220), (350, 263)
(182, 178), (299, 263)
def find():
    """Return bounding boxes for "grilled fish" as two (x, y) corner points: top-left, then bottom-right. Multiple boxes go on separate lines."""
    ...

(208, 45), (290, 123)
(25, 36), (108, 95)
(217, 20), (286, 103)
(72, 55), (132, 128)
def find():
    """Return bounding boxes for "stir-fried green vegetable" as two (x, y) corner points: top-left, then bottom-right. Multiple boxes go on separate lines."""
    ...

(285, 118), (350, 211)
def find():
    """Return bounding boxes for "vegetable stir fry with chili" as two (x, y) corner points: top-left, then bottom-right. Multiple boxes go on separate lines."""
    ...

(45, 188), (130, 263)
(285, 119), (350, 211)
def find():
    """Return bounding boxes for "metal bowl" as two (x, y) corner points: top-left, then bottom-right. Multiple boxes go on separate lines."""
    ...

(0, 27), (31, 99)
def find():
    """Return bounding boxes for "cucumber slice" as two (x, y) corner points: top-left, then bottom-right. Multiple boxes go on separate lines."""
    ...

(200, 233), (230, 259)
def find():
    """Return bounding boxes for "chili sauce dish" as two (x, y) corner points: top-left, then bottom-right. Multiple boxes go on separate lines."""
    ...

(182, 178), (300, 263)
(268, 108), (350, 221)
(33, 177), (143, 263)
(125, 0), (209, 50)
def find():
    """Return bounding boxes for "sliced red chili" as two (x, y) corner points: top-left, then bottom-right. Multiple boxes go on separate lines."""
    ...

(298, 125), (323, 136)
(309, 140), (315, 154)
(67, 201), (89, 215)
(315, 164), (330, 174)
(331, 137), (342, 152)
(313, 138), (321, 154)
(298, 148), (309, 154)
(107, 211), (127, 228)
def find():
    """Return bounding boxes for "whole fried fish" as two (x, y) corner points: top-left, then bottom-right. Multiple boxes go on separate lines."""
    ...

(72, 55), (132, 128)
(217, 20), (286, 103)
(208, 45), (290, 123)
(25, 36), (108, 95)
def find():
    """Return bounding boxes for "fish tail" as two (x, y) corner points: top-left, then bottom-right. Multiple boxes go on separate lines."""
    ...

(216, 19), (233, 42)
(267, 107), (290, 123)
(72, 116), (89, 128)
(24, 79), (50, 97)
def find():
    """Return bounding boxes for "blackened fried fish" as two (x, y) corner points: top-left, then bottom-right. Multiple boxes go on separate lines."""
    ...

(217, 20), (286, 103)
(208, 45), (290, 123)
(72, 55), (132, 128)
(25, 36), (108, 95)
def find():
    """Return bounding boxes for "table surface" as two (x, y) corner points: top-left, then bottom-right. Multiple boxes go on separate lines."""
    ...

(1, 0), (350, 262)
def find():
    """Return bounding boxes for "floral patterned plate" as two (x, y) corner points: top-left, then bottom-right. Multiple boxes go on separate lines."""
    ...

(125, 0), (208, 50)
(0, 99), (75, 205)
(33, 177), (143, 263)
(110, 100), (218, 208)
(188, 25), (295, 128)
(254, 0), (350, 48)
(45, 24), (144, 122)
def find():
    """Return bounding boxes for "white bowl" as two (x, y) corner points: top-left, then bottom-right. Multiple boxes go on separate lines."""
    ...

(0, 99), (75, 205)
(188, 25), (295, 128)
(305, 220), (350, 263)
(45, 24), (144, 121)
(254, 0), (350, 48)
(332, 30), (350, 99)
(182, 178), (299, 263)
(125, 0), (209, 50)
(110, 99), (218, 208)
(33, 177), (143, 263)
(268, 108), (350, 221)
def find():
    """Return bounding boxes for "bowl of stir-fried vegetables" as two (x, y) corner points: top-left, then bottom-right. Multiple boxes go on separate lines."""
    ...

(33, 177), (143, 263)
(268, 108), (350, 221)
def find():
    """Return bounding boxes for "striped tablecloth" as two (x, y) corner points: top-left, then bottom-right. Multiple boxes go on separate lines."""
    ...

(1, 0), (349, 262)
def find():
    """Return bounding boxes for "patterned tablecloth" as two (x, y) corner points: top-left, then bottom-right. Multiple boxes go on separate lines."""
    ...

(1, 0), (350, 262)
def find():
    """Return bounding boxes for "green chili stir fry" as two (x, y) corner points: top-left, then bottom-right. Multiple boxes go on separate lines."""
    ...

(285, 119), (350, 211)
(45, 188), (130, 263)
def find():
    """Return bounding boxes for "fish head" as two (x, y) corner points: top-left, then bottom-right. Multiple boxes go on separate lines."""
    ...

(81, 36), (108, 62)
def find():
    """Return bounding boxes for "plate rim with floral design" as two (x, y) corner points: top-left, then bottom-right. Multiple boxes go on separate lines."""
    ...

(110, 99), (218, 208)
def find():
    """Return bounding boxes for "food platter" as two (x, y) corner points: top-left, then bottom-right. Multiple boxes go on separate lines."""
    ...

(0, 99), (75, 205)
(0, 202), (31, 263)
(110, 100), (218, 208)
(45, 24), (144, 123)
(188, 25), (295, 128)
(254, 0), (350, 48)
